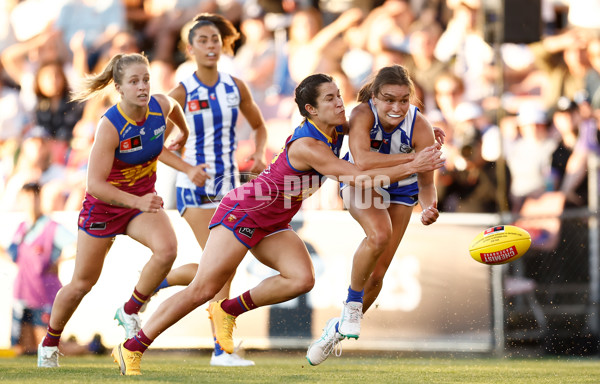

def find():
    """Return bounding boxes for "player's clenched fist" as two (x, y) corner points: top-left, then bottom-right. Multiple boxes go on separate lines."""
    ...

(137, 193), (163, 213)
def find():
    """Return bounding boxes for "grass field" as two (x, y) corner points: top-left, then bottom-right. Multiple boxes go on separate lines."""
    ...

(2, 350), (600, 383)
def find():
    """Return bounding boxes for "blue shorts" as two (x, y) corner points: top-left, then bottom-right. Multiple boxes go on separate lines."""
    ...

(340, 183), (419, 206)
(176, 187), (222, 215)
(375, 186), (419, 206)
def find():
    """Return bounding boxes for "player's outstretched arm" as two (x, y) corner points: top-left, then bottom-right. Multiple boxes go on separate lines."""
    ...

(289, 137), (444, 188)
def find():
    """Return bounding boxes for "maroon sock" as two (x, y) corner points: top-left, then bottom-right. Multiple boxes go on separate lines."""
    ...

(123, 329), (153, 353)
(42, 326), (62, 347)
(123, 288), (150, 315)
(221, 290), (258, 317)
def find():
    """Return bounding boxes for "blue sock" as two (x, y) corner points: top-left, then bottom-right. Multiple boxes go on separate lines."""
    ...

(346, 286), (364, 303)
(154, 278), (170, 293)
(214, 337), (225, 356)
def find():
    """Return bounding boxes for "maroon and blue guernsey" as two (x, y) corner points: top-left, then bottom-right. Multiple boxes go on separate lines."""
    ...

(222, 118), (344, 231)
(78, 96), (166, 236)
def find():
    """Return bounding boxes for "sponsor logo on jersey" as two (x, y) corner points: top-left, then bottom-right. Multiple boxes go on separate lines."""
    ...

(120, 135), (142, 153)
(150, 125), (166, 141)
(238, 227), (255, 239)
(188, 100), (210, 111)
(370, 140), (382, 150)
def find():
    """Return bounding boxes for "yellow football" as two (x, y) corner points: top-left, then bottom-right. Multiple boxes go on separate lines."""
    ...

(469, 225), (532, 265)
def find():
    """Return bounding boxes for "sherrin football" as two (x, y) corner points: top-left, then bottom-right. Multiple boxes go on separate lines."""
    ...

(469, 225), (532, 265)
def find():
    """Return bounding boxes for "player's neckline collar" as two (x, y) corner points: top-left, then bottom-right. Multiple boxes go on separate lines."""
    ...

(117, 103), (149, 126)
(307, 118), (337, 143)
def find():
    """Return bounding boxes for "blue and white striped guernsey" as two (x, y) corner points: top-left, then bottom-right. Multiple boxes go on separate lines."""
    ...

(345, 100), (420, 203)
(176, 72), (241, 198)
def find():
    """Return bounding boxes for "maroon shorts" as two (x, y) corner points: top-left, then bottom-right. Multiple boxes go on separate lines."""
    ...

(78, 198), (142, 237)
(209, 202), (291, 249)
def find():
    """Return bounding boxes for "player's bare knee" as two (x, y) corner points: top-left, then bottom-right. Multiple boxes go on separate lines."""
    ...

(292, 271), (315, 295)
(187, 284), (218, 307)
(366, 227), (392, 252)
(67, 280), (95, 300)
(150, 246), (177, 269)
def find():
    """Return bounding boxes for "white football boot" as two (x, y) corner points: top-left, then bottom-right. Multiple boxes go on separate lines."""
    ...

(306, 317), (344, 366)
(114, 304), (142, 339)
(37, 343), (61, 368)
(338, 301), (363, 339)
(210, 352), (255, 366)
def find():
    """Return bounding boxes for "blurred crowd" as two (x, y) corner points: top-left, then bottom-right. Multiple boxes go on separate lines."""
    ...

(1, 0), (600, 216)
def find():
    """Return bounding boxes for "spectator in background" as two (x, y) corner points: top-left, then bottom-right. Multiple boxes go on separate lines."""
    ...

(57, 113), (98, 212)
(550, 97), (583, 203)
(527, 27), (592, 111)
(551, 93), (600, 207)
(433, 71), (465, 126)
(234, 3), (276, 106)
(348, 0), (415, 59)
(0, 127), (66, 213)
(51, 0), (126, 69)
(122, 0), (153, 35)
(434, 0), (495, 103)
(0, 29), (74, 113)
(436, 101), (501, 213)
(585, 36), (600, 97)
(593, 87), (600, 141)
(32, 61), (84, 165)
(3, 182), (75, 355)
(455, 101), (501, 162)
(0, 63), (28, 192)
(6, 0), (63, 44)
(286, 7), (363, 88)
(1, 181), (107, 356)
(402, 20), (448, 112)
(89, 30), (140, 75)
(503, 103), (558, 213)
(341, 0), (416, 89)
(0, 0), (17, 52)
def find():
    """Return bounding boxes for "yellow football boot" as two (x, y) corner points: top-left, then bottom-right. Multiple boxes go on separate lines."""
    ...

(112, 342), (142, 376)
(207, 299), (237, 354)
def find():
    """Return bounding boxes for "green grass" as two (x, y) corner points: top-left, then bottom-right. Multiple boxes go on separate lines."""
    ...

(1, 350), (600, 383)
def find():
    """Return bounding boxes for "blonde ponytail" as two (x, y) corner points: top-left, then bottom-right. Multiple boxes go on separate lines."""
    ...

(71, 53), (149, 102)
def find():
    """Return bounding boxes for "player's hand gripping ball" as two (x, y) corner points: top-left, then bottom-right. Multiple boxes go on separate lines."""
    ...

(469, 225), (531, 265)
